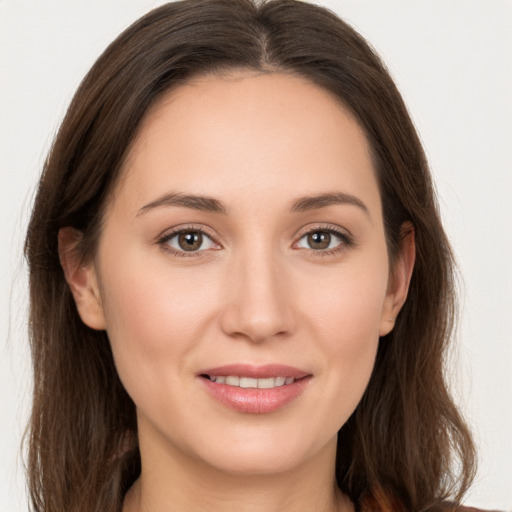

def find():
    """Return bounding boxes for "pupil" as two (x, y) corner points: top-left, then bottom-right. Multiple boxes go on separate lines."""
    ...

(308, 231), (330, 250)
(178, 231), (202, 251)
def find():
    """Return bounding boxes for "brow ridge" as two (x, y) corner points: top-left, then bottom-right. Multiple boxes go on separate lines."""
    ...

(137, 192), (227, 216)
(290, 192), (369, 215)
(137, 191), (369, 217)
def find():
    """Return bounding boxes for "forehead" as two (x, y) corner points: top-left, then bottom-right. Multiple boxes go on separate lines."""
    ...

(112, 71), (381, 218)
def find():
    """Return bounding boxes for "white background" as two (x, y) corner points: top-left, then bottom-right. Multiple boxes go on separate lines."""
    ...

(1, 1), (511, 510)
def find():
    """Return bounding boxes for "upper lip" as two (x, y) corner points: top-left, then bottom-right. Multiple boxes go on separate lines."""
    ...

(198, 364), (310, 379)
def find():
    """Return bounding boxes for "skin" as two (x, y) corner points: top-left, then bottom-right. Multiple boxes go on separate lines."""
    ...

(60, 72), (414, 512)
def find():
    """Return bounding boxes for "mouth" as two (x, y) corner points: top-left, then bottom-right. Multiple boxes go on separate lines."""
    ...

(201, 374), (301, 388)
(198, 364), (312, 414)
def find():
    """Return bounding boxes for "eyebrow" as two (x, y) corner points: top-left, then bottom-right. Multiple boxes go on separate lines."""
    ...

(137, 192), (228, 216)
(290, 192), (369, 216)
(137, 191), (369, 217)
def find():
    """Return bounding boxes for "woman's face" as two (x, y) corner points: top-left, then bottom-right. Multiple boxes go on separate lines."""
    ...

(72, 72), (408, 476)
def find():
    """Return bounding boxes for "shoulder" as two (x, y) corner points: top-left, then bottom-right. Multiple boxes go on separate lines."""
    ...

(464, 509), (505, 512)
(444, 505), (505, 512)
(359, 496), (503, 512)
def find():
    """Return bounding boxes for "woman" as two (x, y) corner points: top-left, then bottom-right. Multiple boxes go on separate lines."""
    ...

(24, 0), (480, 510)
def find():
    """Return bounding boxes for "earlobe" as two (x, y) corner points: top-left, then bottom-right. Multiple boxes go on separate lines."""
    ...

(379, 223), (416, 337)
(58, 227), (106, 330)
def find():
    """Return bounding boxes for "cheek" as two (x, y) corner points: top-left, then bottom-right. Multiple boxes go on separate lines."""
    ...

(97, 249), (219, 401)
(298, 262), (387, 411)
(302, 260), (388, 346)
(101, 245), (215, 335)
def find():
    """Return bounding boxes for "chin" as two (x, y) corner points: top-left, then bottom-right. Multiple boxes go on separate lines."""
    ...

(204, 448), (308, 476)
(189, 426), (335, 477)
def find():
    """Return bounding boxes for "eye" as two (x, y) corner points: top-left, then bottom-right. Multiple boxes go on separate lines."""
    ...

(161, 229), (217, 255)
(295, 228), (351, 252)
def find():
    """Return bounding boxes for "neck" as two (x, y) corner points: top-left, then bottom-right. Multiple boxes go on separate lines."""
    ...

(123, 425), (353, 512)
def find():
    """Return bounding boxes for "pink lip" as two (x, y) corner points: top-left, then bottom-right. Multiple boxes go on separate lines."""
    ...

(199, 363), (310, 379)
(198, 364), (312, 414)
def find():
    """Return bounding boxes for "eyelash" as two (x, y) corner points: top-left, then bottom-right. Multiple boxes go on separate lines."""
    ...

(295, 225), (355, 258)
(157, 224), (219, 258)
(157, 224), (354, 259)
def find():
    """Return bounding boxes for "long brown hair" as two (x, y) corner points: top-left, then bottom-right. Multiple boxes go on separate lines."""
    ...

(24, 0), (475, 510)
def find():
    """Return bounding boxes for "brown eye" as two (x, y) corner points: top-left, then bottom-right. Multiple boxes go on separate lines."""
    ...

(307, 231), (331, 250)
(164, 229), (216, 254)
(178, 231), (203, 251)
(296, 229), (346, 251)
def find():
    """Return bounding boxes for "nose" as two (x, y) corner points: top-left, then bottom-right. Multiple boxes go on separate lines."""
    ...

(219, 246), (296, 344)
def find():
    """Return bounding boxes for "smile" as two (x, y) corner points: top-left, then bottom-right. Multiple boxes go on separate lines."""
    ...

(199, 364), (311, 414)
(205, 376), (296, 388)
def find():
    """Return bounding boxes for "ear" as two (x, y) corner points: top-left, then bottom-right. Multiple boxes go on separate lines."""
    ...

(379, 222), (416, 337)
(58, 227), (106, 330)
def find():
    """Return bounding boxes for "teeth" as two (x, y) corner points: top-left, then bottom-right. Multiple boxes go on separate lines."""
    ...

(225, 376), (239, 386)
(240, 377), (258, 388)
(257, 378), (275, 389)
(209, 375), (295, 388)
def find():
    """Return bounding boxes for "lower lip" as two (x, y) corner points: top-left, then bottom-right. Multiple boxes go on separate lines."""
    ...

(200, 376), (311, 414)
